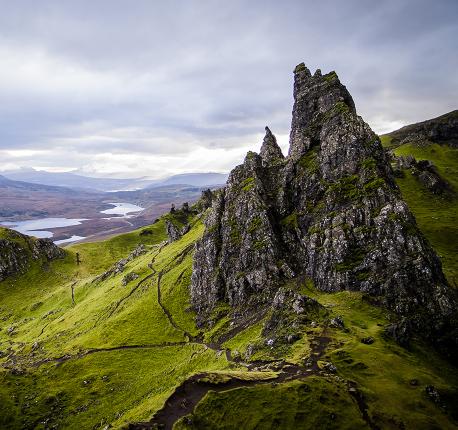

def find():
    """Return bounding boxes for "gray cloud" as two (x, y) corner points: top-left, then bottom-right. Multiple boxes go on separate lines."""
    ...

(0, 0), (457, 177)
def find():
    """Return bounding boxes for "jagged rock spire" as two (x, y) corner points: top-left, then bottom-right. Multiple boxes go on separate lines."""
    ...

(259, 126), (284, 165)
(289, 63), (356, 158)
(191, 63), (458, 360)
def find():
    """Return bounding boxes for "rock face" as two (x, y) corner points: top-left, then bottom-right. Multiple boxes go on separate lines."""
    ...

(0, 228), (65, 281)
(191, 64), (458, 357)
(165, 220), (182, 242)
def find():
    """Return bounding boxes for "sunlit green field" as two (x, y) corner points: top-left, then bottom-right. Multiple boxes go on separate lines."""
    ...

(1, 203), (457, 428)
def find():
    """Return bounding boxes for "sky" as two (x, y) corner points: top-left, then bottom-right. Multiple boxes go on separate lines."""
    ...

(0, 0), (457, 179)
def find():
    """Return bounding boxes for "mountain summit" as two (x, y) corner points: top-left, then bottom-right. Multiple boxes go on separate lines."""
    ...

(191, 63), (457, 358)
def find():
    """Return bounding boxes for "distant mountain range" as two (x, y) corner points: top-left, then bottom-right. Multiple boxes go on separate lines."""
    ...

(0, 174), (106, 219)
(0, 171), (226, 223)
(0, 174), (85, 196)
(149, 172), (229, 188)
(1, 169), (228, 192)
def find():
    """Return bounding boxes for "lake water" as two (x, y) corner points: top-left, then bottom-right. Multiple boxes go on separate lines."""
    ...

(0, 202), (144, 244)
(2, 218), (86, 239)
(55, 235), (87, 245)
(100, 202), (144, 216)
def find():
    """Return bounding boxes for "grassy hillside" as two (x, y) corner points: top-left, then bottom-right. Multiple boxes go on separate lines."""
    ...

(0, 208), (457, 429)
(380, 137), (458, 285)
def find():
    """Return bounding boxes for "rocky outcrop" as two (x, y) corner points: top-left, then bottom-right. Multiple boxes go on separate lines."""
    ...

(191, 64), (458, 358)
(95, 244), (147, 282)
(166, 220), (182, 242)
(393, 155), (453, 194)
(0, 228), (65, 281)
(165, 219), (191, 242)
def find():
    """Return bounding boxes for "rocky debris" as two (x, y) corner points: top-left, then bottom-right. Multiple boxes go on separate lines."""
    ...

(191, 63), (458, 359)
(414, 160), (452, 194)
(361, 337), (374, 345)
(121, 272), (139, 286)
(393, 155), (452, 194)
(129, 244), (147, 259)
(181, 224), (191, 236)
(384, 319), (412, 348)
(244, 344), (255, 360)
(31, 238), (65, 261)
(392, 154), (415, 176)
(330, 316), (345, 329)
(0, 228), (65, 281)
(410, 379), (419, 386)
(95, 244), (147, 282)
(322, 362), (337, 373)
(425, 385), (442, 404)
(42, 309), (61, 319)
(384, 109), (458, 148)
(262, 288), (324, 346)
(286, 333), (300, 344)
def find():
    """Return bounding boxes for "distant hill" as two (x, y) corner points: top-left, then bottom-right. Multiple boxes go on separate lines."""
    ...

(0, 174), (106, 219)
(380, 111), (458, 285)
(381, 110), (458, 148)
(0, 174), (85, 195)
(1, 169), (155, 192)
(150, 172), (228, 188)
(2, 169), (228, 192)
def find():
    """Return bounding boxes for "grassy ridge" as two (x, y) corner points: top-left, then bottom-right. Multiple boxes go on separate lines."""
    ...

(380, 139), (458, 285)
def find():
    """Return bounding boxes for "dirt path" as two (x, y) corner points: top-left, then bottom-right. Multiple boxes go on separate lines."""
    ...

(1, 341), (191, 371)
(5, 240), (369, 430)
(93, 244), (165, 328)
(156, 270), (194, 342)
(130, 333), (331, 430)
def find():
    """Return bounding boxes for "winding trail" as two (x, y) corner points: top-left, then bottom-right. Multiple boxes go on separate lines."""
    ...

(27, 342), (189, 368)
(4, 239), (374, 429)
(93, 244), (165, 328)
(156, 270), (194, 342)
(130, 333), (331, 430)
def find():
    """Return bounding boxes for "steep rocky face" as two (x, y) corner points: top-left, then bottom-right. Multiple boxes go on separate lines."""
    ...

(191, 64), (457, 357)
(0, 228), (65, 281)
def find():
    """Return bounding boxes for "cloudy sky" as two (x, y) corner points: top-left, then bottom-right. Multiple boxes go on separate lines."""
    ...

(0, 0), (457, 178)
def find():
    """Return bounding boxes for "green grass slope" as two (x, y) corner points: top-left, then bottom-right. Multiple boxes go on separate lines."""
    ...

(380, 138), (458, 285)
(0, 207), (457, 429)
